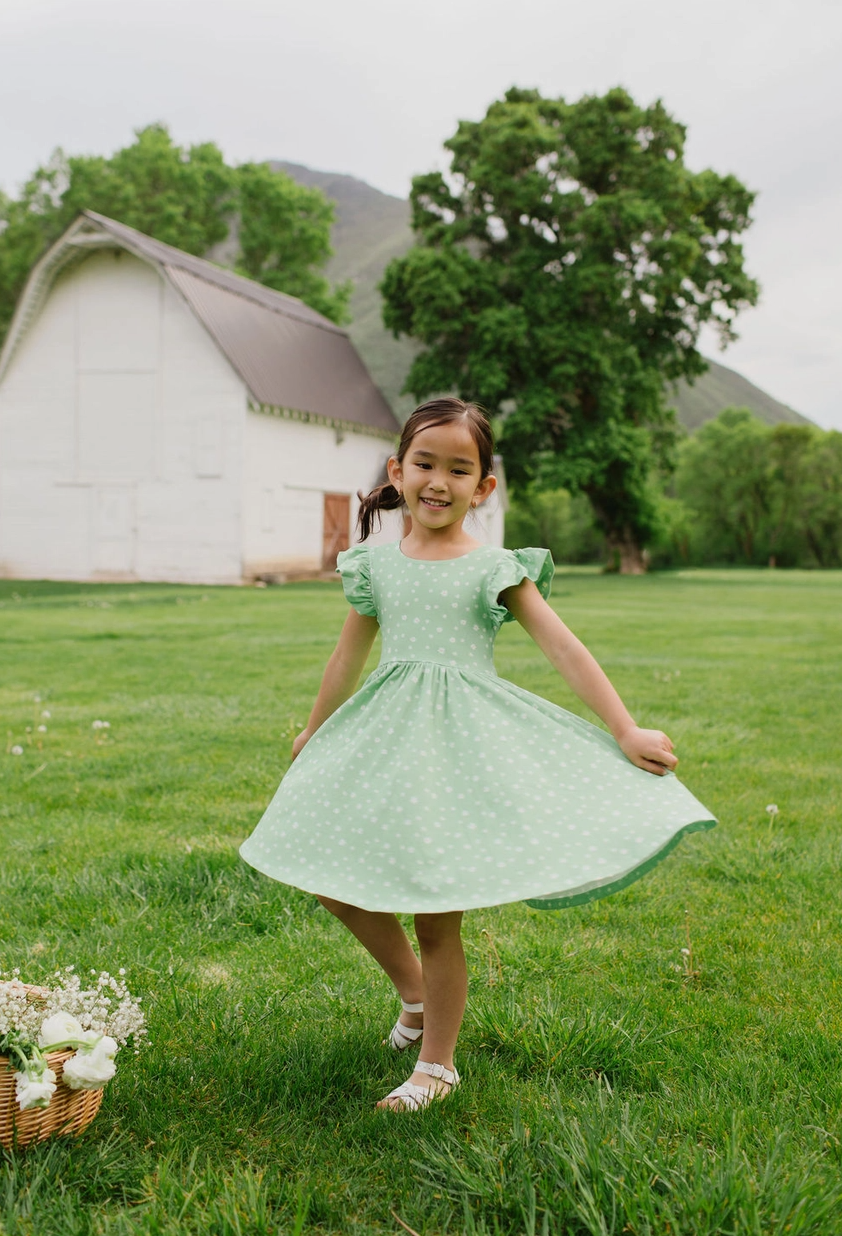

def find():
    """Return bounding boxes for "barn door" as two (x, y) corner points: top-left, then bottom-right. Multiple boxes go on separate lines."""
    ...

(322, 493), (350, 571)
(94, 485), (135, 575)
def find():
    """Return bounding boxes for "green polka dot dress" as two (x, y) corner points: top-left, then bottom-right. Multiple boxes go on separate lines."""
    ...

(239, 542), (716, 912)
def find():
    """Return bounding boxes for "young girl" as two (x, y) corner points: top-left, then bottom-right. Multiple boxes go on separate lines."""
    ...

(240, 398), (715, 1111)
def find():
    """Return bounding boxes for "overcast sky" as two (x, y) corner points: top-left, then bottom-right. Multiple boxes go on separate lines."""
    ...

(3, 0), (840, 428)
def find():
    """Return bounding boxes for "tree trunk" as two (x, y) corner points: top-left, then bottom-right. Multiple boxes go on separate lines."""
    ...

(584, 486), (649, 575)
(606, 529), (647, 574)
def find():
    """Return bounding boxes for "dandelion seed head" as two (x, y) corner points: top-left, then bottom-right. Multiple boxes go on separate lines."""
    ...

(10, 746), (23, 756)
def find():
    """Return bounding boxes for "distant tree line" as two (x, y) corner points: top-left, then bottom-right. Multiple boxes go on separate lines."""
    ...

(0, 124), (350, 349)
(506, 408), (842, 569)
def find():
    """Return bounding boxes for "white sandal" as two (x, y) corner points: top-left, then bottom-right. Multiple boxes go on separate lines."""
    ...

(388, 999), (424, 1051)
(379, 1060), (460, 1111)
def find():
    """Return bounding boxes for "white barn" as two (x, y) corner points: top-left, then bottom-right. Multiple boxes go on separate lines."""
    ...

(0, 211), (393, 584)
(0, 211), (506, 584)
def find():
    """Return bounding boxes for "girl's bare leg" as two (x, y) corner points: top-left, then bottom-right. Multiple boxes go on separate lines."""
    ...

(317, 896), (423, 1032)
(378, 910), (466, 1108)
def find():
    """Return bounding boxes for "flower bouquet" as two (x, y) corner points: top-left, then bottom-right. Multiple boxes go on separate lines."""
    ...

(0, 967), (145, 1149)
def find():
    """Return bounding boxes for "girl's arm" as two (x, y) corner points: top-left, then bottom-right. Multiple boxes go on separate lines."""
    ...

(501, 579), (678, 776)
(291, 609), (380, 759)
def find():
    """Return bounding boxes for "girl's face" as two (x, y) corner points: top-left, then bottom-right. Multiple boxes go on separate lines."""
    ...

(388, 422), (497, 533)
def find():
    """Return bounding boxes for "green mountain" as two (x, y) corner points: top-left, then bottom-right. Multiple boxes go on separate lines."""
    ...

(668, 358), (807, 429)
(275, 161), (809, 431)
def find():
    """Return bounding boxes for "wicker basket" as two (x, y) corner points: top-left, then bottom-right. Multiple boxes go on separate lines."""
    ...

(0, 983), (104, 1150)
(0, 1049), (104, 1149)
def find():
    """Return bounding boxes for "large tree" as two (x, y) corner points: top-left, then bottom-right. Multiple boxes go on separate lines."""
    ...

(381, 87), (759, 571)
(0, 125), (349, 348)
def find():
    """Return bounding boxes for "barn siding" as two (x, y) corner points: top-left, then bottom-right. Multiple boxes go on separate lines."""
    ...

(241, 410), (391, 576)
(0, 251), (247, 583)
(0, 266), (86, 577)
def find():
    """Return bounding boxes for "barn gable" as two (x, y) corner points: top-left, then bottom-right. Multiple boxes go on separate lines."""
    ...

(0, 211), (399, 438)
(0, 213), (401, 584)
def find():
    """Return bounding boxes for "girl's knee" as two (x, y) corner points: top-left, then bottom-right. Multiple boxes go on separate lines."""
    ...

(414, 911), (463, 949)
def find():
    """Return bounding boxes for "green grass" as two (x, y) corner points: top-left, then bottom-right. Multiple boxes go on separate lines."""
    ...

(1, 569), (841, 1235)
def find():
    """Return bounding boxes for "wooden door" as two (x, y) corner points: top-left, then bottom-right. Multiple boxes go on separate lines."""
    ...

(322, 492), (350, 570)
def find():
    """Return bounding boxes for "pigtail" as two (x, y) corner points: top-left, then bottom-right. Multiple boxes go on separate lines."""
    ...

(357, 482), (404, 542)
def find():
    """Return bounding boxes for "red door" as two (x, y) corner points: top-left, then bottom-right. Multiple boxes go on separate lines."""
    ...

(322, 493), (350, 570)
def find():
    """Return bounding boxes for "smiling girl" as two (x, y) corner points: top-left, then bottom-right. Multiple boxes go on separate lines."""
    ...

(239, 397), (715, 1111)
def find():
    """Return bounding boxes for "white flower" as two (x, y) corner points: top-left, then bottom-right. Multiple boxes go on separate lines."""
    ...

(37, 725), (47, 733)
(41, 710), (51, 719)
(10, 746), (23, 756)
(766, 804), (779, 816)
(15, 1066), (57, 1110)
(62, 1034), (118, 1090)
(39, 1010), (85, 1047)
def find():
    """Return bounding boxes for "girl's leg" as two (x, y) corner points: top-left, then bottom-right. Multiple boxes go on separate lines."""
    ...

(317, 896), (423, 1030)
(378, 910), (466, 1108)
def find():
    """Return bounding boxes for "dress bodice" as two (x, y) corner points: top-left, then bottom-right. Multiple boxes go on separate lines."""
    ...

(336, 541), (554, 675)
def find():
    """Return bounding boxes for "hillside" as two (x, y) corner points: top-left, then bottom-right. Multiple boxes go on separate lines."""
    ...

(276, 161), (809, 430)
(669, 358), (807, 429)
(271, 162), (418, 421)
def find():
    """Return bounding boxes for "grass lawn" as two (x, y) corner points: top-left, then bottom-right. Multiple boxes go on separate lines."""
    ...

(1, 568), (841, 1235)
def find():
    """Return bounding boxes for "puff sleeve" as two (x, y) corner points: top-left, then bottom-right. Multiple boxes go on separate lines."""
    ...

(485, 547), (554, 627)
(335, 546), (378, 618)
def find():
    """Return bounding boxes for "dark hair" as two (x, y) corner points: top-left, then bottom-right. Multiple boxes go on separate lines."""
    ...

(357, 398), (495, 541)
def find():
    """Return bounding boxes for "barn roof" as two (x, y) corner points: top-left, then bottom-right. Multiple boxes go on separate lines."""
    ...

(0, 211), (400, 437)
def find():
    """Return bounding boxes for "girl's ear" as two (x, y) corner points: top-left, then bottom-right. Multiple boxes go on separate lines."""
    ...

(472, 474), (498, 508)
(386, 456), (402, 488)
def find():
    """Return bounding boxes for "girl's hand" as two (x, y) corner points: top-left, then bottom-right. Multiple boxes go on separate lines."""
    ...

(617, 726), (678, 776)
(291, 729), (313, 761)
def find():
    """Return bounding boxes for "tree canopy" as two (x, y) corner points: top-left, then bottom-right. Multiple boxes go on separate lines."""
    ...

(381, 87), (759, 571)
(0, 124), (349, 349)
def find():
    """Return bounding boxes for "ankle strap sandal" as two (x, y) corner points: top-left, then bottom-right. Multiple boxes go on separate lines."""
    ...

(388, 999), (423, 1051)
(379, 1060), (460, 1112)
